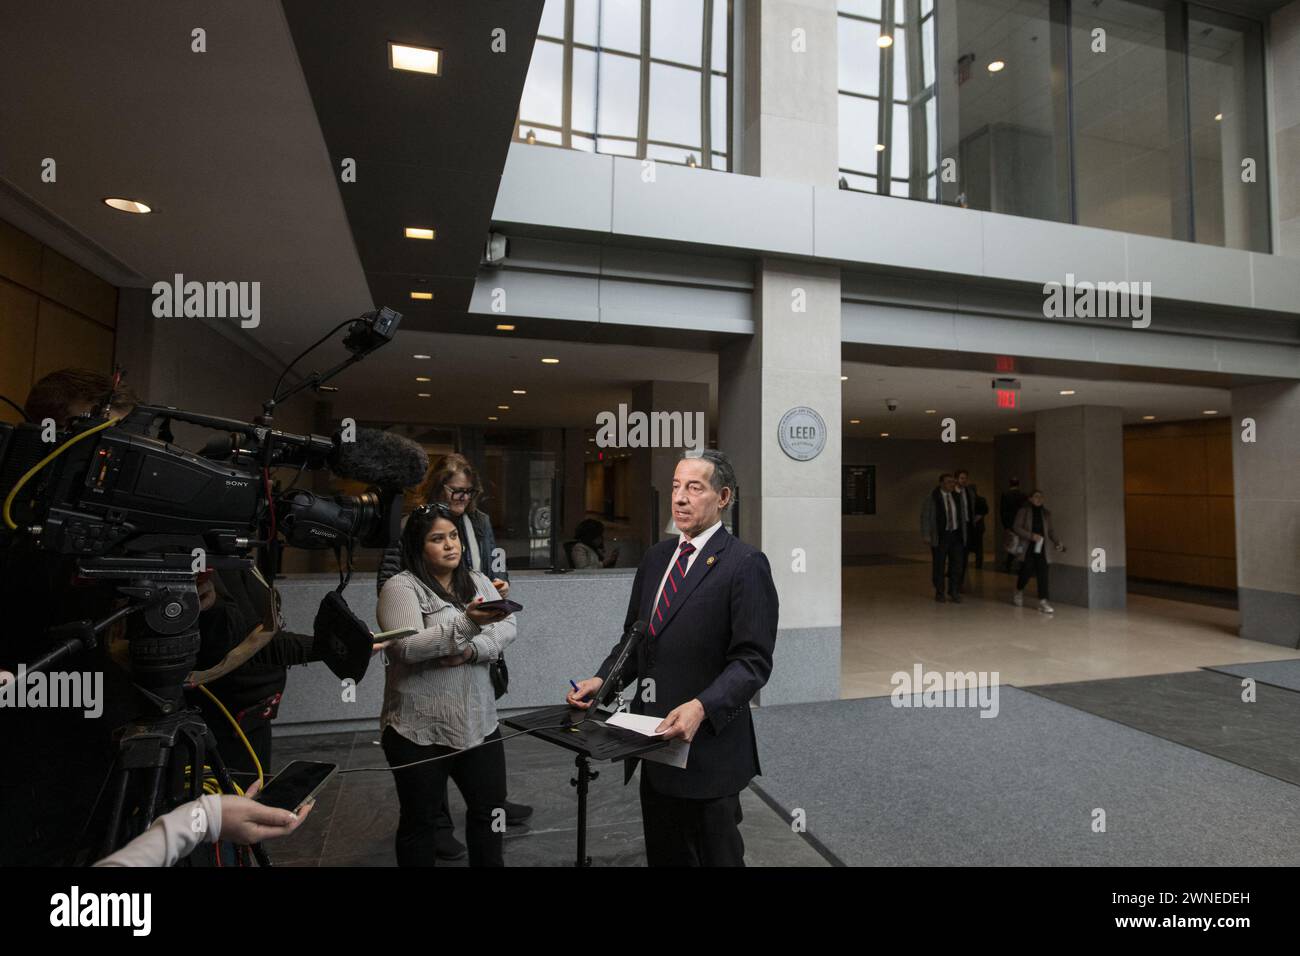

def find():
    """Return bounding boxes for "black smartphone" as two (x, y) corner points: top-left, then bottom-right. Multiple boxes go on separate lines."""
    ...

(475, 598), (522, 614)
(253, 760), (337, 813)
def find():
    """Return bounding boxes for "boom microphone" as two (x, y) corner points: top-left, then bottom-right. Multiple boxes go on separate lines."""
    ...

(330, 428), (428, 488)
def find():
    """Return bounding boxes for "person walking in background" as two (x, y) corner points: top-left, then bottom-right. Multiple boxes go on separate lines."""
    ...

(1011, 489), (1065, 614)
(954, 469), (978, 588)
(1000, 477), (1026, 572)
(375, 452), (531, 860)
(971, 487), (989, 570)
(921, 473), (966, 603)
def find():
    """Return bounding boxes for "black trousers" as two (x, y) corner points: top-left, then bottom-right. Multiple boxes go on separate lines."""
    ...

(1016, 550), (1050, 600)
(382, 725), (506, 867)
(930, 530), (965, 596)
(639, 773), (745, 867)
(968, 523), (985, 569)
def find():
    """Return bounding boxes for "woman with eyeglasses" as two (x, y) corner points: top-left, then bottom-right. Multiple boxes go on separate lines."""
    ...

(376, 503), (516, 866)
(375, 452), (531, 859)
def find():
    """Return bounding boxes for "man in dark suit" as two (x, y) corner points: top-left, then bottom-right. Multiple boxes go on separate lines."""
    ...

(567, 449), (778, 867)
(920, 472), (966, 602)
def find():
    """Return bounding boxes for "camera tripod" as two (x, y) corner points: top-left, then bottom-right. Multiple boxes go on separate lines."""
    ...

(32, 557), (273, 864)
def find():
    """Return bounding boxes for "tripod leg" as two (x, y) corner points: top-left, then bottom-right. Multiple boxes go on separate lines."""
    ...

(100, 767), (132, 861)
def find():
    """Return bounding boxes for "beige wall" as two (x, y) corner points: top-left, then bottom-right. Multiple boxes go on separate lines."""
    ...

(0, 217), (118, 421)
(1124, 418), (1236, 589)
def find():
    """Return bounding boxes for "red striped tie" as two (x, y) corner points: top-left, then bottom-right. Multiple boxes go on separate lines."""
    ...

(649, 541), (696, 637)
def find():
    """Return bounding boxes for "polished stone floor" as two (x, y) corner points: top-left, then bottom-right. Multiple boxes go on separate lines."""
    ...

(840, 559), (1300, 699)
(267, 729), (830, 867)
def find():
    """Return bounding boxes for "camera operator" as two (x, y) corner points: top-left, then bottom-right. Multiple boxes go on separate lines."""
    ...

(0, 369), (143, 865)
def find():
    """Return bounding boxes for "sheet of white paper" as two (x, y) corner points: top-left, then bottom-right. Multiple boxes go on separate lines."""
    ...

(1034, 537), (1044, 553)
(603, 711), (690, 769)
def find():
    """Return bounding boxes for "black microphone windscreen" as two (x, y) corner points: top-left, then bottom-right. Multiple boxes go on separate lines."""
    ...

(331, 428), (428, 488)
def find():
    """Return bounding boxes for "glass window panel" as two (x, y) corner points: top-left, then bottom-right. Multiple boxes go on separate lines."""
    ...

(840, 171), (877, 191)
(597, 52), (641, 138)
(572, 48), (599, 135)
(518, 39), (564, 128)
(649, 63), (702, 145)
(925, 94), (936, 172)
(538, 0), (566, 39)
(647, 142), (698, 163)
(601, 0), (643, 54)
(891, 102), (910, 178)
(838, 16), (880, 97)
(711, 150), (727, 170)
(573, 134), (597, 152)
(1187, 7), (1269, 252)
(936, 0), (1069, 220)
(597, 137), (639, 156)
(712, 0), (728, 68)
(840, 0), (882, 19)
(1070, 0), (1186, 239)
(838, 94), (879, 175)
(652, 0), (704, 66)
(711, 72), (727, 152)
(574, 0), (600, 45)
(892, 26), (907, 99)
(921, 14), (934, 87)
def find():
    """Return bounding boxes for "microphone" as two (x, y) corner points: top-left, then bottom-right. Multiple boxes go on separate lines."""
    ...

(590, 620), (647, 711)
(330, 427), (428, 489)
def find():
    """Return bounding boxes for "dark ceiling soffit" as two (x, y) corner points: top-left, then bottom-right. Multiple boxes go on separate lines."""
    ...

(281, 0), (544, 317)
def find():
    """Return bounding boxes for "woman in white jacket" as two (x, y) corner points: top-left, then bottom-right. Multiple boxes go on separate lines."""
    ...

(376, 503), (516, 866)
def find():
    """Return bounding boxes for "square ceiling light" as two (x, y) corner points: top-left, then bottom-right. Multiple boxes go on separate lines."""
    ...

(389, 42), (442, 75)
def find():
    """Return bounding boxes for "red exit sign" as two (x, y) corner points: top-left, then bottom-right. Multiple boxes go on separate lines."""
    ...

(996, 389), (1018, 409)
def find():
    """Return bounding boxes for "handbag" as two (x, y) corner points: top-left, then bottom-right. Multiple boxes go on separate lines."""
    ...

(1004, 529), (1027, 557)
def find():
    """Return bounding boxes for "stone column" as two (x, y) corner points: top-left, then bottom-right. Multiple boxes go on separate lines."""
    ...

(1230, 382), (1300, 648)
(1033, 405), (1127, 608)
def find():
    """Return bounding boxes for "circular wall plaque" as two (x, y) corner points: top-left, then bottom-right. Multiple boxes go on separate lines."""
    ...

(777, 406), (827, 461)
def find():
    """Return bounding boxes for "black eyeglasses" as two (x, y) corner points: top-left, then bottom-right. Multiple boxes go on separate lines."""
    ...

(446, 487), (474, 500)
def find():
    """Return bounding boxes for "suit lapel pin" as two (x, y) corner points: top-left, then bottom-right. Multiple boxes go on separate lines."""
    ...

(706, 555), (716, 566)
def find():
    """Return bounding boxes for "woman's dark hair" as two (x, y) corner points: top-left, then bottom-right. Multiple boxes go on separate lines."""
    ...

(401, 503), (478, 608)
(574, 518), (605, 546)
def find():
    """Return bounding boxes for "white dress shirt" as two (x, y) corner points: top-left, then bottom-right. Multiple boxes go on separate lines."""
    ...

(940, 490), (958, 531)
(651, 519), (723, 614)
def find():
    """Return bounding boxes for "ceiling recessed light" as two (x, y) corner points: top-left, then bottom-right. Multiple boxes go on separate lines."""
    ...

(925, 409), (937, 414)
(960, 435), (970, 440)
(404, 226), (435, 240)
(878, 35), (893, 48)
(875, 143), (886, 152)
(512, 389), (526, 395)
(988, 59), (1006, 73)
(497, 405), (510, 410)
(389, 42), (442, 75)
(879, 432), (889, 437)
(104, 197), (152, 214)
(541, 357), (559, 364)
(849, 419), (861, 424)
(495, 324), (516, 331)
(488, 416), (498, 421)
(1214, 113), (1223, 121)
(410, 291), (433, 300)
(588, 438), (595, 443)
(840, 375), (848, 381)
(1009, 427), (1019, 432)
(416, 392), (431, 398)
(1142, 415), (1156, 421)
(1202, 409), (1218, 415)
(415, 376), (431, 382)
(1059, 389), (1075, 395)
(412, 353), (431, 360)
